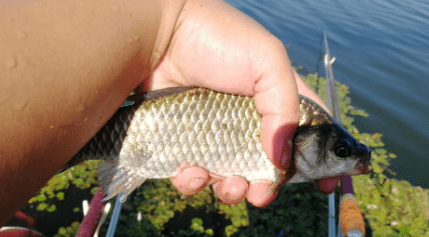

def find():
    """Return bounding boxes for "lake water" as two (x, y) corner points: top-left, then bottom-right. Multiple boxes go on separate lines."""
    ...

(226, 0), (429, 188)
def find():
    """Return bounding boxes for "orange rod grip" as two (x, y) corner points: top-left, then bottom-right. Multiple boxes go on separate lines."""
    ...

(340, 195), (365, 236)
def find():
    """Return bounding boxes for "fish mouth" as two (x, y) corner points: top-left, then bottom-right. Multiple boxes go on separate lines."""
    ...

(354, 160), (371, 174)
(352, 149), (371, 175)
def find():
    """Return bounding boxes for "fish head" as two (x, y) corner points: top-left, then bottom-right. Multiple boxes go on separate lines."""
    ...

(293, 123), (371, 180)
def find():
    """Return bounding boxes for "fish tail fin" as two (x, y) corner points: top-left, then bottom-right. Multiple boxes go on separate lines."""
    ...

(98, 162), (147, 202)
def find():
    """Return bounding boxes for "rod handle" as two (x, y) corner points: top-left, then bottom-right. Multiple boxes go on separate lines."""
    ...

(340, 194), (365, 236)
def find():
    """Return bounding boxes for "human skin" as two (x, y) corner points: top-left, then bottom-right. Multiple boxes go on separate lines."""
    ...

(0, 0), (337, 225)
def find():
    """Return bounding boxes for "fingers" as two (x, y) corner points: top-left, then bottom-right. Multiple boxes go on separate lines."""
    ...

(253, 40), (300, 170)
(314, 177), (340, 195)
(170, 166), (209, 196)
(171, 168), (248, 205)
(213, 176), (248, 205)
(171, 167), (339, 206)
(171, 167), (277, 206)
(246, 181), (277, 207)
(214, 179), (277, 207)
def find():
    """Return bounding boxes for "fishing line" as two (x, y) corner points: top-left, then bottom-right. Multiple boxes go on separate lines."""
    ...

(313, 29), (327, 95)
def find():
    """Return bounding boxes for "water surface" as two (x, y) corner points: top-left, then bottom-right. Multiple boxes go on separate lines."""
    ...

(227, 0), (429, 187)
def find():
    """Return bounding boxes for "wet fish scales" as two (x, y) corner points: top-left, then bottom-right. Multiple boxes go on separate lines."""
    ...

(66, 87), (371, 201)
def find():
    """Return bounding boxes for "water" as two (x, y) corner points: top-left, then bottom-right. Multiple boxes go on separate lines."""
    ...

(226, 0), (429, 188)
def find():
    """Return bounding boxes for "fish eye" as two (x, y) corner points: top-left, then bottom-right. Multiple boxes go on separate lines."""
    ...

(334, 139), (352, 158)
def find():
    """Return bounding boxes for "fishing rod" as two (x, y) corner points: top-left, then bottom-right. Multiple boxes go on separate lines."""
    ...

(324, 31), (337, 237)
(323, 31), (366, 237)
(76, 187), (111, 237)
(105, 192), (124, 237)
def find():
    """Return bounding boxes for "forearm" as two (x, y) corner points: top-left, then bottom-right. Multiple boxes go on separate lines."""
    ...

(0, 0), (185, 225)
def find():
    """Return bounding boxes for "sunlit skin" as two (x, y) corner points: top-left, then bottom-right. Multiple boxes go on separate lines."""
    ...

(0, 0), (337, 225)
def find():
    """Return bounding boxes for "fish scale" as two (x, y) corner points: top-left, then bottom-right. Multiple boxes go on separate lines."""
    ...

(117, 90), (276, 182)
(63, 87), (371, 202)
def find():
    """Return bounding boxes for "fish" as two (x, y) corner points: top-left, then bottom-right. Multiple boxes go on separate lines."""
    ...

(62, 87), (371, 202)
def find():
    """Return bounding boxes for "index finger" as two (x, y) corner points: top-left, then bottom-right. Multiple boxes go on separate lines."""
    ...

(253, 39), (300, 170)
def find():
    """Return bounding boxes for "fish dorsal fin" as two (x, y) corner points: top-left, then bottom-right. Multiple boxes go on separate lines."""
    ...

(298, 95), (335, 126)
(123, 86), (196, 107)
(98, 163), (147, 202)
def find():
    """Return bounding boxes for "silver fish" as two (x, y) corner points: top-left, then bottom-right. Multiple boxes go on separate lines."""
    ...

(63, 87), (371, 202)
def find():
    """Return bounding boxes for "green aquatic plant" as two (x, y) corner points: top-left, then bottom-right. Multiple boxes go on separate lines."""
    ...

(28, 160), (101, 212)
(54, 221), (80, 237)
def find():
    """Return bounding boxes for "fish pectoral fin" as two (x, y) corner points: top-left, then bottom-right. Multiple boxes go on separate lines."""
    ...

(286, 172), (311, 184)
(98, 162), (146, 202)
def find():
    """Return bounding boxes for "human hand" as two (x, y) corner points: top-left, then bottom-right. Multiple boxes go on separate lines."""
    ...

(139, 0), (338, 207)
